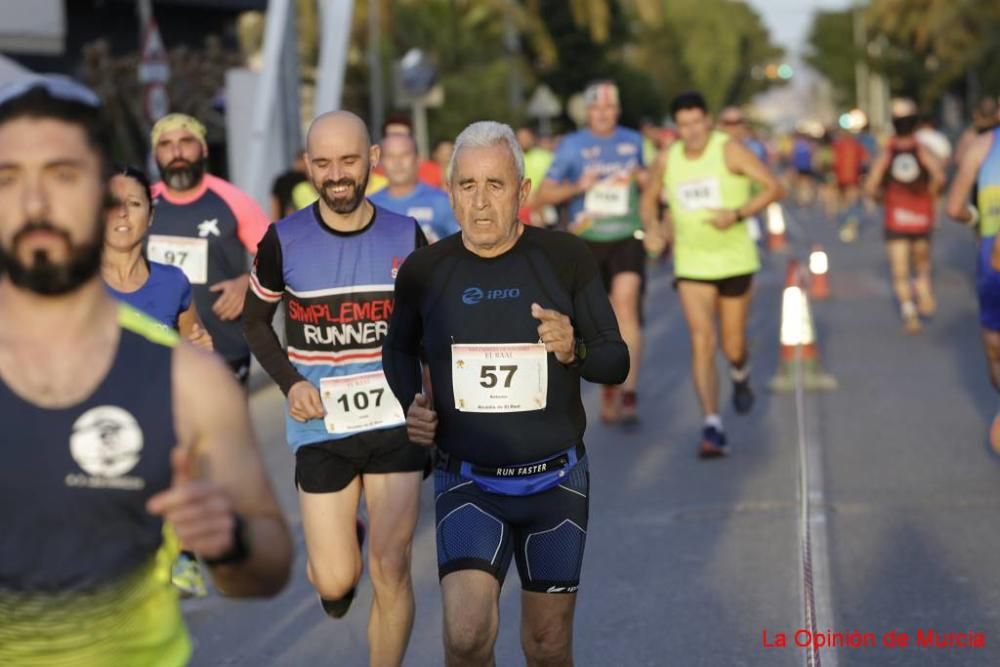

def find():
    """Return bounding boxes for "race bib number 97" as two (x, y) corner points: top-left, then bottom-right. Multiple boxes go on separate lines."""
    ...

(147, 235), (209, 285)
(320, 371), (405, 435)
(452, 343), (548, 413)
(676, 178), (723, 211)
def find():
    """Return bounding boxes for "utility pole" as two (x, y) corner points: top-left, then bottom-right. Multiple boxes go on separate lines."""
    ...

(504, 0), (523, 116)
(369, 0), (385, 142)
(852, 4), (869, 114)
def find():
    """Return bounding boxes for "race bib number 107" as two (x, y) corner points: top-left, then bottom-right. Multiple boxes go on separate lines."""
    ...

(451, 343), (548, 413)
(320, 371), (405, 435)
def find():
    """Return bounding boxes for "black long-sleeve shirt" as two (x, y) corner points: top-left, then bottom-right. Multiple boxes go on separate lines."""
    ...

(383, 225), (629, 466)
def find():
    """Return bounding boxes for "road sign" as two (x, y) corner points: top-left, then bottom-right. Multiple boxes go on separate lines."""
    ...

(526, 84), (561, 119)
(138, 18), (170, 123)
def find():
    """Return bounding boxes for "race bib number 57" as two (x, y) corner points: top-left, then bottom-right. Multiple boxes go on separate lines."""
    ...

(320, 371), (405, 435)
(452, 343), (548, 413)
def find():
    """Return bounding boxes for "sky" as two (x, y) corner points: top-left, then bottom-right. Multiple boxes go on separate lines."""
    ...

(749, 0), (856, 57)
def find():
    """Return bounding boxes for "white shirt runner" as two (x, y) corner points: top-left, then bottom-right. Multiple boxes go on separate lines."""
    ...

(452, 343), (548, 413)
(147, 234), (209, 285)
(320, 370), (405, 435)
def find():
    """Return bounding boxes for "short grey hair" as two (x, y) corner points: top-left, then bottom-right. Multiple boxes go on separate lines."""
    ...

(449, 121), (525, 182)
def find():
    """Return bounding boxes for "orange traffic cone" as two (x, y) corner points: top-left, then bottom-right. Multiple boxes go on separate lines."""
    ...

(769, 259), (837, 392)
(766, 202), (788, 253)
(808, 244), (830, 300)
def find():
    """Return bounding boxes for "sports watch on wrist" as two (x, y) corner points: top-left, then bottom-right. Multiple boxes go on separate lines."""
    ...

(203, 513), (251, 567)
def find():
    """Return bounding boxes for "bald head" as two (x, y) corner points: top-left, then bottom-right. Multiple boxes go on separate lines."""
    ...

(305, 110), (377, 215)
(307, 110), (371, 153)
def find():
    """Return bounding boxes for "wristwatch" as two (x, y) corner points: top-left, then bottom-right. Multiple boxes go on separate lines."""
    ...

(204, 513), (251, 567)
(570, 339), (588, 367)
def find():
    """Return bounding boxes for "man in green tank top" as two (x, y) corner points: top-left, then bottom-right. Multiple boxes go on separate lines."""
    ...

(641, 91), (782, 458)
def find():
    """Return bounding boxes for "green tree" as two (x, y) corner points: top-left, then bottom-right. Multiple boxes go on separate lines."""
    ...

(805, 9), (861, 107)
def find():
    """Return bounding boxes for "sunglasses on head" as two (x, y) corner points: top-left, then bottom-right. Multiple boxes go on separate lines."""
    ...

(0, 74), (101, 108)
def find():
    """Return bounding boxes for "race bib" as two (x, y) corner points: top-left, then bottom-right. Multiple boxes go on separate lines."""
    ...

(147, 235), (208, 285)
(584, 180), (630, 217)
(320, 370), (405, 435)
(452, 343), (548, 413)
(676, 178), (723, 211)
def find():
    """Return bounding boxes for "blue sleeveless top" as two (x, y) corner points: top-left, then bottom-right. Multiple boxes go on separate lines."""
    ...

(106, 261), (192, 329)
(0, 305), (190, 665)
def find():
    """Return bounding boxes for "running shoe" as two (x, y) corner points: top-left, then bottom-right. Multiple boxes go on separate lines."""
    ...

(697, 425), (728, 459)
(732, 379), (755, 415)
(172, 552), (208, 599)
(901, 302), (922, 334)
(600, 385), (621, 423)
(619, 391), (638, 424)
(838, 217), (859, 243)
(320, 518), (367, 619)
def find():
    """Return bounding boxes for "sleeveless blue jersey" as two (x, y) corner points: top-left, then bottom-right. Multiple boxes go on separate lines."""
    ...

(106, 261), (192, 329)
(250, 203), (424, 450)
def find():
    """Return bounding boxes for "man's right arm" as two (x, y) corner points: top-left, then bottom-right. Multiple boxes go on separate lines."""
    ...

(947, 133), (991, 222)
(532, 140), (593, 208)
(382, 256), (425, 413)
(242, 224), (305, 394)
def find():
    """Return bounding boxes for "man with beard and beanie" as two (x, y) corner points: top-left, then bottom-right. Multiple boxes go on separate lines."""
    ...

(243, 111), (428, 666)
(149, 113), (270, 387)
(0, 77), (292, 666)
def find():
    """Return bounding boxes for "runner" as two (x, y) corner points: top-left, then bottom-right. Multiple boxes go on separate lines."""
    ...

(149, 113), (270, 387)
(831, 127), (869, 242)
(0, 76), (291, 666)
(946, 109), (1000, 453)
(270, 149), (307, 219)
(243, 111), (428, 667)
(641, 90), (782, 458)
(103, 165), (212, 348)
(370, 133), (459, 243)
(863, 98), (945, 333)
(383, 120), (629, 666)
(533, 80), (656, 423)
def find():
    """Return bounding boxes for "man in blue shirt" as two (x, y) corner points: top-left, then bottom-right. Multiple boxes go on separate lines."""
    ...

(370, 134), (459, 243)
(534, 81), (653, 424)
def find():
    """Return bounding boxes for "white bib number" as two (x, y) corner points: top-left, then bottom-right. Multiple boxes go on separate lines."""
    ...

(676, 178), (723, 211)
(320, 370), (405, 435)
(452, 343), (548, 413)
(147, 235), (209, 285)
(584, 181), (630, 217)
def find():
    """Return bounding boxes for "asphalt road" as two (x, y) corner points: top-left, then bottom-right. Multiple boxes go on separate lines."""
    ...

(185, 204), (1000, 666)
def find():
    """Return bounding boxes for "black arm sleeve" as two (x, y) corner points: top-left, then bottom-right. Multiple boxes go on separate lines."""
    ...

(414, 222), (429, 249)
(570, 243), (630, 384)
(242, 225), (306, 395)
(383, 253), (425, 413)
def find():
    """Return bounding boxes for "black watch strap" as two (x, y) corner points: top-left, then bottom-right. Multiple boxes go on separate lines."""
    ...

(203, 514), (250, 567)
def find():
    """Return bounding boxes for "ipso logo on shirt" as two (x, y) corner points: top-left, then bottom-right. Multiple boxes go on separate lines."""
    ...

(462, 287), (521, 305)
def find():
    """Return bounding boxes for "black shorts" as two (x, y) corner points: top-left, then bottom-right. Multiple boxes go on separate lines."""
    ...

(434, 456), (590, 593)
(884, 230), (932, 243)
(584, 237), (645, 293)
(674, 273), (754, 298)
(294, 427), (430, 493)
(226, 357), (251, 388)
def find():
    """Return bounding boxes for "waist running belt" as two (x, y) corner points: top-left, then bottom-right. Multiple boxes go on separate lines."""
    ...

(447, 444), (583, 496)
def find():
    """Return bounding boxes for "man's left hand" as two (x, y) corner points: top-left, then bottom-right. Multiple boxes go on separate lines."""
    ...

(209, 274), (250, 320)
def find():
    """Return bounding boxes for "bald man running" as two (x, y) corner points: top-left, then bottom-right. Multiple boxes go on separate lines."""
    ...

(243, 111), (428, 666)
